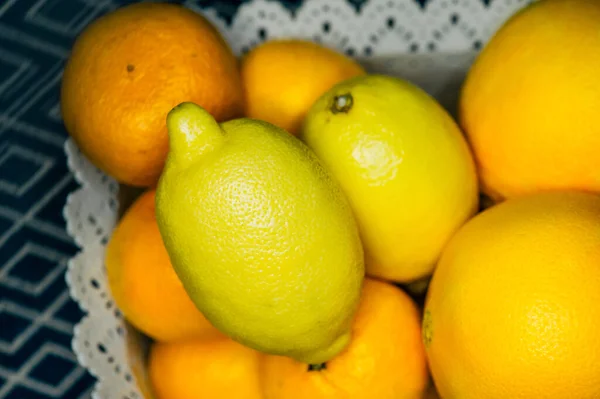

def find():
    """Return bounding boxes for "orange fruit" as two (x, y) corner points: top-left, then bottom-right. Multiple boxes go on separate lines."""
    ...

(241, 39), (365, 135)
(423, 191), (600, 399)
(261, 278), (428, 399)
(105, 189), (221, 342)
(459, 0), (600, 202)
(148, 336), (263, 399)
(61, 3), (244, 187)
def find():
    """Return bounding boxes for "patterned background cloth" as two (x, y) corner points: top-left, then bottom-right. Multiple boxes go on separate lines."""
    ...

(0, 0), (455, 398)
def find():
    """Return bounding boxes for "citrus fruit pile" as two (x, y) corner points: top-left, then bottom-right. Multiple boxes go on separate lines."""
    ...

(61, 1), (600, 398)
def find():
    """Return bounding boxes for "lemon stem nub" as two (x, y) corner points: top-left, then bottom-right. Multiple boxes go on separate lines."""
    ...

(331, 93), (353, 114)
(308, 363), (327, 372)
(166, 102), (224, 170)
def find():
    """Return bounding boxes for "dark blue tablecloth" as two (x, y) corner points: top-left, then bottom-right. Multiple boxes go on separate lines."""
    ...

(0, 0), (440, 398)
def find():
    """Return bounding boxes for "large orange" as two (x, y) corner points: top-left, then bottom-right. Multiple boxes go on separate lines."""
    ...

(61, 3), (244, 186)
(241, 39), (365, 135)
(148, 336), (263, 399)
(105, 189), (221, 342)
(423, 191), (600, 399)
(459, 0), (600, 201)
(261, 278), (428, 399)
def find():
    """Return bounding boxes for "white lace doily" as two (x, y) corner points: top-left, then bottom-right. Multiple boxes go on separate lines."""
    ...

(63, 0), (532, 397)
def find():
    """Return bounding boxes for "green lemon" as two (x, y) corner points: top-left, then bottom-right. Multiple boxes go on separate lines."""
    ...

(155, 102), (364, 364)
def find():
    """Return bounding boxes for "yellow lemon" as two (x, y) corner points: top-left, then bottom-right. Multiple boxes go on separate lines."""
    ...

(302, 74), (478, 283)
